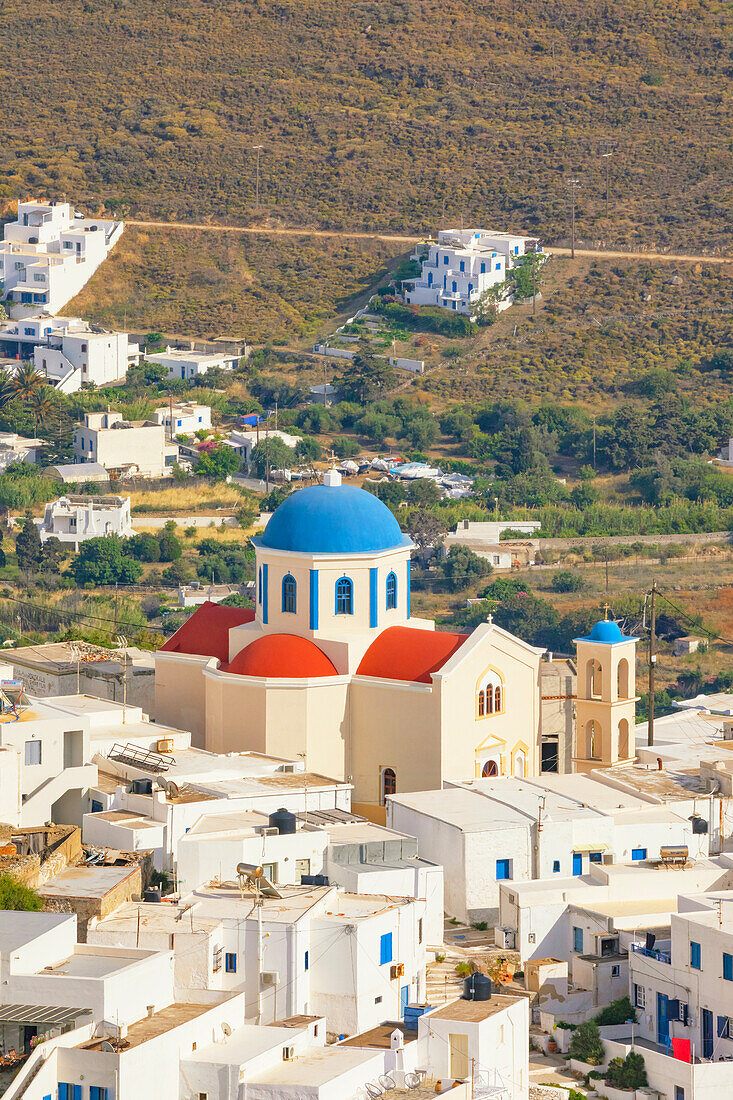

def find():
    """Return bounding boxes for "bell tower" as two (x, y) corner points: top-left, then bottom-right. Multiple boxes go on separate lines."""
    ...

(573, 615), (638, 773)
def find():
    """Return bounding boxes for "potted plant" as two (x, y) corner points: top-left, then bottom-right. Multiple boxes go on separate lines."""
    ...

(568, 1019), (605, 1073)
(603, 1051), (648, 1098)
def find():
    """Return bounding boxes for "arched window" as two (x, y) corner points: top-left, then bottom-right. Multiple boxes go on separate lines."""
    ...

(587, 659), (602, 700)
(477, 690), (485, 718)
(336, 576), (353, 615)
(494, 686), (502, 713)
(282, 574), (297, 614)
(486, 689), (494, 714)
(617, 658), (629, 700)
(477, 669), (504, 718)
(482, 759), (498, 778)
(514, 753), (526, 778)
(258, 567), (262, 605)
(386, 572), (397, 610)
(381, 767), (396, 805)
(619, 718), (630, 760)
(587, 720), (601, 760)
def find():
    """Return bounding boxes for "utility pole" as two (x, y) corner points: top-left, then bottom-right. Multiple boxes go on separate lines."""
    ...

(531, 253), (537, 316)
(648, 581), (657, 747)
(567, 178), (580, 259)
(592, 416), (597, 469)
(253, 145), (264, 213)
(601, 152), (613, 222)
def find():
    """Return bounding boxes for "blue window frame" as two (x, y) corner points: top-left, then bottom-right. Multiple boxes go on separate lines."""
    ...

(495, 262), (501, 271)
(552, 860), (560, 873)
(336, 576), (353, 615)
(495, 858), (512, 880)
(674, 1089), (684, 1100)
(451, 280), (457, 293)
(572, 852), (582, 876)
(59, 1087), (81, 1100)
(480, 262), (486, 274)
(304, 950), (309, 971)
(91, 799), (103, 814)
(225, 952), (237, 973)
(443, 255), (448, 265)
(589, 851), (602, 863)
(459, 261), (465, 272)
(690, 941), (701, 970)
(380, 932), (393, 964)
(258, 566), (262, 605)
(282, 573), (297, 614)
(386, 572), (397, 610)
(90, 1089), (109, 1100)
(718, 1015), (730, 1038)
(724, 953), (733, 981)
(573, 926), (583, 953)
(632, 848), (647, 861)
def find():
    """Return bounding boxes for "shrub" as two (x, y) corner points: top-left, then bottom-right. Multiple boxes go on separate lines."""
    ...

(568, 1020), (604, 1066)
(595, 996), (636, 1027)
(550, 570), (584, 593)
(0, 873), (43, 911)
(606, 1052), (648, 1090)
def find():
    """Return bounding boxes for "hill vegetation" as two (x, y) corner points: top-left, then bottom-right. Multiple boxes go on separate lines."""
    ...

(2, 0), (733, 251)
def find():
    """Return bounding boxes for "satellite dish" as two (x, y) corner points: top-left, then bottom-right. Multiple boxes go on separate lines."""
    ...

(100, 1041), (115, 1053)
(221, 1022), (232, 1037)
(165, 781), (180, 799)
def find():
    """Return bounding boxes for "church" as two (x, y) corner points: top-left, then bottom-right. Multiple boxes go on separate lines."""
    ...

(155, 471), (545, 819)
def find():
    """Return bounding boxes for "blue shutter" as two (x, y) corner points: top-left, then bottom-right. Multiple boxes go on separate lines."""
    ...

(572, 853), (583, 876)
(380, 932), (393, 964)
(495, 859), (511, 880)
(691, 941), (701, 969)
(406, 561), (411, 617)
(74, 1087), (82, 1100)
(724, 953), (733, 981)
(632, 848), (647, 861)
(262, 563), (268, 624)
(573, 927), (583, 952)
(304, 950), (309, 971)
(369, 567), (378, 628)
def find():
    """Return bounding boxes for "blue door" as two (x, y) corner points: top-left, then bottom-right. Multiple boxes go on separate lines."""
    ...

(400, 985), (410, 1017)
(702, 1007), (714, 1058)
(572, 853), (583, 876)
(657, 992), (670, 1046)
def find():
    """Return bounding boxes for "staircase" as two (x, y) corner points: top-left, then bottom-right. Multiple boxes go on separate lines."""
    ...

(425, 954), (464, 1005)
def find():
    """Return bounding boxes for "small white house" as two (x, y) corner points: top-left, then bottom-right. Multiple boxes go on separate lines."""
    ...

(73, 410), (179, 478)
(37, 494), (134, 548)
(153, 401), (212, 436)
(0, 431), (45, 471)
(147, 345), (240, 380)
(0, 200), (124, 315)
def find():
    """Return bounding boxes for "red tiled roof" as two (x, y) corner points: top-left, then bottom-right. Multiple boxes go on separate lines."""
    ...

(356, 625), (469, 684)
(228, 634), (339, 679)
(160, 601), (255, 664)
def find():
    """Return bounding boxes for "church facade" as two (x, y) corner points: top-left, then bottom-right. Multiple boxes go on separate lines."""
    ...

(155, 472), (544, 818)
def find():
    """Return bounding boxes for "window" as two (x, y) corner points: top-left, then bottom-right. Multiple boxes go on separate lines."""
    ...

(480, 262), (486, 274)
(589, 852), (603, 863)
(495, 858), (512, 881)
(634, 984), (646, 1009)
(225, 952), (237, 973)
(58, 1088), (81, 1100)
(304, 950), (309, 971)
(477, 690), (485, 717)
(24, 327), (34, 335)
(91, 799), (103, 814)
(675, 1088), (685, 1100)
(724, 952), (733, 981)
(718, 1016), (730, 1039)
(552, 860), (560, 873)
(33, 273), (45, 283)
(386, 572), (397, 610)
(24, 740), (41, 766)
(573, 927), (583, 953)
(443, 255), (448, 265)
(495, 262), (501, 271)
(282, 573), (297, 614)
(631, 848), (647, 861)
(481, 759), (498, 777)
(374, 995), (382, 1004)
(451, 280), (457, 293)
(336, 576), (353, 615)
(690, 941), (701, 970)
(380, 932), (393, 965)
(262, 862), (277, 882)
(459, 261), (465, 272)
(90, 1088), (108, 1100)
(494, 685), (502, 712)
(418, 918), (423, 944)
(381, 767), (396, 805)
(258, 567), (262, 604)
(611, 965), (620, 977)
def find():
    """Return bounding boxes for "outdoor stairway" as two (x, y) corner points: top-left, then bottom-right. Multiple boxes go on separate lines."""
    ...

(425, 955), (464, 1004)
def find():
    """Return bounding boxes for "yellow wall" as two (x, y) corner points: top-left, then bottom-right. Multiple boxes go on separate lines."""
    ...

(154, 653), (210, 746)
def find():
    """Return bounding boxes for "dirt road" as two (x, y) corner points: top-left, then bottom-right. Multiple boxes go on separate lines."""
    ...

(127, 219), (733, 265)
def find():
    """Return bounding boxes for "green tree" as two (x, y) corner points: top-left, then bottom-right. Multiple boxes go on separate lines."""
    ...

(196, 444), (242, 480)
(512, 253), (543, 301)
(606, 1052), (647, 1089)
(405, 508), (448, 550)
(491, 592), (559, 647)
(158, 531), (182, 562)
(333, 436), (360, 459)
(436, 546), (493, 593)
(15, 513), (43, 573)
(0, 873), (42, 911)
(337, 338), (397, 402)
(568, 1020), (605, 1066)
(128, 534), (161, 562)
(551, 570), (584, 593)
(473, 283), (506, 325)
(72, 536), (143, 585)
(250, 437), (296, 478)
(295, 436), (322, 463)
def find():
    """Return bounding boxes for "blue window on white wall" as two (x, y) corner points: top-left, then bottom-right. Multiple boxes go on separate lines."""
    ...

(90, 1088), (109, 1100)
(443, 255), (448, 265)
(304, 950), (309, 971)
(480, 262), (486, 274)
(225, 953), (237, 973)
(573, 926), (583, 953)
(459, 261), (465, 272)
(282, 574), (297, 614)
(380, 933), (393, 964)
(495, 858), (512, 880)
(386, 572), (397, 610)
(724, 953), (733, 981)
(495, 262), (501, 271)
(336, 577), (353, 615)
(632, 848), (647, 861)
(59, 1087), (81, 1100)
(452, 281), (457, 293)
(552, 860), (560, 873)
(691, 941), (701, 969)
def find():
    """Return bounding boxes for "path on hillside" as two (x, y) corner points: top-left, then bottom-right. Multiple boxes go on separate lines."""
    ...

(127, 219), (733, 265)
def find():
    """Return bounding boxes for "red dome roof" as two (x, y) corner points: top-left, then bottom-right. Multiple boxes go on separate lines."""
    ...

(356, 626), (469, 683)
(227, 634), (339, 679)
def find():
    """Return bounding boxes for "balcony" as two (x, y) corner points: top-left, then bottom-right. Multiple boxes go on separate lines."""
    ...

(631, 943), (671, 964)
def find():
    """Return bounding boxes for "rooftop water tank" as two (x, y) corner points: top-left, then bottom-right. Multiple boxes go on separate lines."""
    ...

(268, 807), (297, 835)
(463, 973), (492, 1001)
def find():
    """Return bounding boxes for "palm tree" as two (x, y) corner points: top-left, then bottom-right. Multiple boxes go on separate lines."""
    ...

(11, 362), (45, 403)
(0, 369), (16, 410)
(27, 388), (54, 434)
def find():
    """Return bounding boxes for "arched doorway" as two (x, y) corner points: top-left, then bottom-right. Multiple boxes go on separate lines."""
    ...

(482, 760), (499, 778)
(381, 767), (396, 805)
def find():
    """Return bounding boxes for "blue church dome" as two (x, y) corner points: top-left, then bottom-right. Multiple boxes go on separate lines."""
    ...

(258, 483), (413, 555)
(589, 619), (624, 643)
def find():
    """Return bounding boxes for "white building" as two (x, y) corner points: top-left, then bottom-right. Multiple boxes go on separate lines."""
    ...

(147, 345), (240, 381)
(388, 769), (718, 925)
(152, 401), (212, 436)
(223, 428), (299, 468)
(0, 200), (123, 315)
(0, 317), (141, 392)
(90, 878), (427, 1037)
(8, 640), (155, 713)
(73, 410), (179, 478)
(405, 231), (508, 315)
(0, 430), (45, 471)
(37, 494), (133, 548)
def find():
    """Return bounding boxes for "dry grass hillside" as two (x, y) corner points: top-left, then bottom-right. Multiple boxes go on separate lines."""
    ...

(2, 0), (732, 250)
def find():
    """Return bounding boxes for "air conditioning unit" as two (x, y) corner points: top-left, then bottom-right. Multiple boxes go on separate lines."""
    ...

(390, 963), (405, 980)
(156, 738), (174, 753)
(280, 763), (297, 773)
(723, 722), (733, 741)
(257, 827), (279, 837)
(603, 853), (614, 865)
(282, 1045), (295, 1061)
(261, 971), (280, 987)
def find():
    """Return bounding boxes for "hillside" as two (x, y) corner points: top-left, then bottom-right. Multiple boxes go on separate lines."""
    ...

(2, 0), (733, 250)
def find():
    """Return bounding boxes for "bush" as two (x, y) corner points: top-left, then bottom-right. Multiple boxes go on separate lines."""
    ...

(568, 1020), (604, 1066)
(550, 570), (584, 593)
(595, 996), (636, 1027)
(606, 1052), (648, 1090)
(0, 873), (43, 911)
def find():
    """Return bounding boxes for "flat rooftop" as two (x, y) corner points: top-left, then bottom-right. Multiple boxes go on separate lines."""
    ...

(0, 911), (71, 954)
(184, 1022), (298, 1066)
(341, 1022), (413, 1049)
(594, 764), (708, 801)
(40, 946), (154, 980)
(85, 1002), (215, 1051)
(39, 864), (138, 901)
(428, 994), (525, 1021)
(93, 901), (222, 937)
(244, 1044), (381, 1088)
